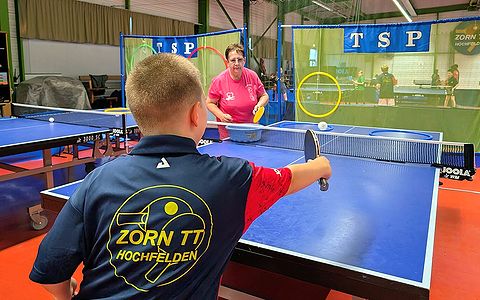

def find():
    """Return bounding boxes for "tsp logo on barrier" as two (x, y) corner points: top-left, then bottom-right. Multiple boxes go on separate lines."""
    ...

(107, 185), (213, 292)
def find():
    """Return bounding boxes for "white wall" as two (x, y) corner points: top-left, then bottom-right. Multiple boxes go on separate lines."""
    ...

(250, 1), (278, 39)
(209, 0), (243, 30)
(23, 39), (119, 78)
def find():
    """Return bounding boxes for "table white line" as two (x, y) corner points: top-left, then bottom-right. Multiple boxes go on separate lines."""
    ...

(439, 187), (480, 195)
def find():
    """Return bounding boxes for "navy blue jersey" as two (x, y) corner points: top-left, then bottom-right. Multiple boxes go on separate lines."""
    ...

(30, 135), (291, 299)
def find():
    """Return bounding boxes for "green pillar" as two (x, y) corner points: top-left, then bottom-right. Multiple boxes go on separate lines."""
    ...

(14, 0), (24, 82)
(125, 0), (130, 9)
(243, 0), (250, 63)
(278, 1), (285, 59)
(198, 0), (209, 33)
(0, 0), (9, 31)
(0, 0), (14, 85)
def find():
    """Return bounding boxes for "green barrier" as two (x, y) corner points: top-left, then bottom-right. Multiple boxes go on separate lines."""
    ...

(296, 105), (480, 149)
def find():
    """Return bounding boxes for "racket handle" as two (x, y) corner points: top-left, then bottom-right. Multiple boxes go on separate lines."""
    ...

(319, 178), (329, 191)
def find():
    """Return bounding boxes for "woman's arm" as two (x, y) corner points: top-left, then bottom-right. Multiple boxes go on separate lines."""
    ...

(206, 97), (232, 122)
(253, 93), (269, 113)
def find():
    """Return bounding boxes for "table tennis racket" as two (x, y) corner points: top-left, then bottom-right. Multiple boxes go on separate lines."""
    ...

(253, 106), (265, 123)
(304, 129), (329, 191)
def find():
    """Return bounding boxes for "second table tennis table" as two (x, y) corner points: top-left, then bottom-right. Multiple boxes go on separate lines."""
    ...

(39, 121), (463, 299)
(0, 104), (138, 229)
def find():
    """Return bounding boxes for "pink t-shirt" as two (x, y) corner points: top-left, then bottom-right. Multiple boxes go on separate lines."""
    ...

(208, 68), (266, 138)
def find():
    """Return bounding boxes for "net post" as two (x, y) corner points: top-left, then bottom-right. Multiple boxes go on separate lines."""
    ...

(277, 20), (283, 122)
(464, 143), (476, 174)
(120, 32), (126, 108)
(122, 113), (128, 152)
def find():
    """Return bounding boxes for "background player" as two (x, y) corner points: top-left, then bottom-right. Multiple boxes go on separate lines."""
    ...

(376, 65), (397, 106)
(444, 69), (458, 108)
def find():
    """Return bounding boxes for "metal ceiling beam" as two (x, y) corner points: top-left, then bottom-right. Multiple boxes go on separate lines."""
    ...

(300, 10), (329, 23)
(315, 3), (471, 24)
(415, 3), (470, 15)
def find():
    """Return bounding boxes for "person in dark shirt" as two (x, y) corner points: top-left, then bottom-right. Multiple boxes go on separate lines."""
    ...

(431, 69), (441, 86)
(444, 69), (458, 108)
(29, 53), (332, 299)
(450, 64), (460, 82)
(375, 65), (397, 106)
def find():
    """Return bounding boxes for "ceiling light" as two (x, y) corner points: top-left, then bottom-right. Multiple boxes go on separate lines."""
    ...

(312, 0), (332, 12)
(399, 0), (417, 16)
(392, 0), (412, 22)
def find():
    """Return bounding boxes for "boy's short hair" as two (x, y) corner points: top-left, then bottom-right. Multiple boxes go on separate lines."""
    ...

(126, 53), (203, 133)
(225, 43), (244, 60)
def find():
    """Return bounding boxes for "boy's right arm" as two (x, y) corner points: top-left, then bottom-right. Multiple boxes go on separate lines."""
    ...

(286, 156), (331, 195)
(240, 156), (331, 233)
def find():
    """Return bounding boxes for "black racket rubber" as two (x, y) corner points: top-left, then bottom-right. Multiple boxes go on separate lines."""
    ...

(304, 129), (329, 191)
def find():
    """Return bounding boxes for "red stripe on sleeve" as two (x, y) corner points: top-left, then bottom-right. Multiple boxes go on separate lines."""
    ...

(243, 162), (292, 233)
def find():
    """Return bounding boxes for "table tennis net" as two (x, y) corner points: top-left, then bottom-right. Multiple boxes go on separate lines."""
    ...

(12, 103), (127, 134)
(210, 122), (475, 180)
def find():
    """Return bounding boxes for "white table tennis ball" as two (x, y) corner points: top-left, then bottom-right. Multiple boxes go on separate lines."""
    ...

(48, 117), (55, 123)
(318, 121), (328, 131)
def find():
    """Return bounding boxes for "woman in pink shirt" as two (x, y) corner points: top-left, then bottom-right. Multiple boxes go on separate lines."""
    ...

(207, 43), (269, 138)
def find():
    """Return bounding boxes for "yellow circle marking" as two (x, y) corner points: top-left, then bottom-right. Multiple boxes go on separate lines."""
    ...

(104, 107), (131, 114)
(296, 71), (342, 118)
(164, 201), (179, 215)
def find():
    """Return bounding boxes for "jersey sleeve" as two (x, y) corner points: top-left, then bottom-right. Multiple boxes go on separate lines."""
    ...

(29, 186), (87, 284)
(243, 162), (292, 233)
(208, 76), (221, 102)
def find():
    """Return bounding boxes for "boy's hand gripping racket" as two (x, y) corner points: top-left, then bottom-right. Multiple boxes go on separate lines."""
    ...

(304, 129), (329, 191)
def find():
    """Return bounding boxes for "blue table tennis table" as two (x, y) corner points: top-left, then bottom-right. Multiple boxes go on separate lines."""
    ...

(395, 86), (448, 105)
(40, 121), (442, 299)
(301, 83), (355, 93)
(0, 104), (139, 229)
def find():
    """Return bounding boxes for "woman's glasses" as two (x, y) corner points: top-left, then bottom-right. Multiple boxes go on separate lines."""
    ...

(229, 58), (244, 64)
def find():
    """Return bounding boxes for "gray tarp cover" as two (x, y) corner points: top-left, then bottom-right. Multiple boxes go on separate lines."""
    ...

(15, 76), (91, 109)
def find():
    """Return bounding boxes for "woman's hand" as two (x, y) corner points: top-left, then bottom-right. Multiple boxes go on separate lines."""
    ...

(252, 105), (261, 115)
(220, 113), (233, 122)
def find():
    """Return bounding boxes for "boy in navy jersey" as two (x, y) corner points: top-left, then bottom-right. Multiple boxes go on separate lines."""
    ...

(30, 53), (331, 299)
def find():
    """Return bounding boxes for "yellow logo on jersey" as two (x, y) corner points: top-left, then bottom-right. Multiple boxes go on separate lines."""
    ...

(106, 185), (213, 292)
